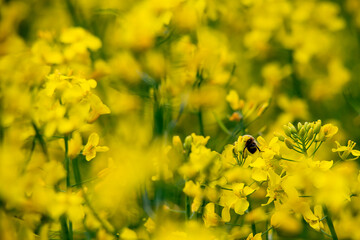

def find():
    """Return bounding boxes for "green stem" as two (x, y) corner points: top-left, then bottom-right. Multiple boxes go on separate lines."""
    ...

(60, 215), (70, 240)
(63, 135), (73, 240)
(301, 139), (308, 157)
(311, 142), (323, 157)
(72, 156), (117, 237)
(281, 157), (299, 162)
(185, 195), (191, 220)
(212, 112), (231, 135)
(292, 148), (304, 154)
(198, 109), (204, 136)
(248, 202), (256, 235)
(291, 135), (302, 145)
(321, 229), (333, 238)
(262, 226), (273, 237)
(306, 133), (317, 150)
(31, 122), (49, 161)
(22, 137), (36, 174)
(323, 205), (338, 240)
(64, 135), (71, 188)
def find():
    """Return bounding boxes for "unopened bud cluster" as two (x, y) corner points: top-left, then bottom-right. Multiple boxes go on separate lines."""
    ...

(276, 120), (328, 154)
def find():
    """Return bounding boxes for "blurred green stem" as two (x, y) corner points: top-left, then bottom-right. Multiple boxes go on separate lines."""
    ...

(323, 205), (338, 240)
(64, 135), (73, 240)
(311, 142), (323, 157)
(31, 122), (49, 161)
(212, 112), (231, 135)
(60, 215), (70, 240)
(72, 156), (118, 237)
(248, 202), (256, 235)
(22, 137), (36, 174)
(262, 225), (273, 238)
(185, 195), (191, 220)
(198, 109), (204, 136)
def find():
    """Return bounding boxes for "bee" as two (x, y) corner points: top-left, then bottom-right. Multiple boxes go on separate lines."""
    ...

(243, 135), (261, 155)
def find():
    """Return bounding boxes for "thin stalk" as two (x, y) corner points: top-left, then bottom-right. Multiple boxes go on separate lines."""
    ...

(262, 226), (273, 237)
(248, 203), (256, 235)
(212, 112), (231, 135)
(198, 109), (204, 136)
(64, 136), (71, 188)
(71, 177), (98, 187)
(281, 157), (299, 162)
(22, 137), (36, 174)
(32, 122), (49, 161)
(300, 138), (308, 156)
(321, 229), (333, 238)
(64, 135), (73, 240)
(323, 205), (338, 240)
(311, 142), (323, 157)
(185, 195), (191, 220)
(72, 157), (117, 237)
(225, 222), (243, 226)
(292, 148), (304, 154)
(291, 135), (302, 145)
(292, 144), (303, 152)
(306, 133), (317, 150)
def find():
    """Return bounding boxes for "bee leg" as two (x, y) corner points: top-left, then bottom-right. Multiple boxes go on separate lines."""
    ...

(256, 145), (262, 152)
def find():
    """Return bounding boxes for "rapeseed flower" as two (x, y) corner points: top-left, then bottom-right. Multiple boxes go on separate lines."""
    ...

(332, 140), (360, 161)
(82, 133), (109, 161)
(2, 0), (360, 239)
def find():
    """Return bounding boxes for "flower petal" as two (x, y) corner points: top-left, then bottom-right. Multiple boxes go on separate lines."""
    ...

(88, 133), (99, 146)
(351, 150), (360, 156)
(96, 146), (109, 152)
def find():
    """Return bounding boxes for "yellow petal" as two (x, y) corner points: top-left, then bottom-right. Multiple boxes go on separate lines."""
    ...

(243, 186), (256, 196)
(252, 169), (268, 182)
(234, 198), (249, 215)
(96, 146), (109, 152)
(85, 150), (96, 161)
(88, 133), (99, 146)
(351, 150), (360, 156)
(221, 206), (231, 222)
(332, 146), (348, 152)
(257, 136), (266, 146)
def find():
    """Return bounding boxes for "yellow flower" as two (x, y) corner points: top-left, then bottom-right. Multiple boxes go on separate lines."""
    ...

(320, 123), (338, 140)
(68, 131), (82, 159)
(302, 205), (324, 231)
(219, 183), (255, 222)
(332, 140), (360, 161)
(82, 133), (109, 161)
(226, 90), (244, 110)
(87, 93), (111, 123)
(203, 203), (220, 227)
(246, 233), (262, 240)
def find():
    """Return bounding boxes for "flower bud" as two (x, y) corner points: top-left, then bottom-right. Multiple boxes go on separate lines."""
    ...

(184, 135), (193, 150)
(313, 120), (322, 134)
(299, 127), (306, 138)
(284, 138), (294, 149)
(315, 128), (325, 142)
(307, 128), (314, 141)
(283, 125), (292, 137)
(297, 122), (303, 131)
(173, 136), (184, 153)
(274, 132), (285, 141)
(288, 123), (297, 133)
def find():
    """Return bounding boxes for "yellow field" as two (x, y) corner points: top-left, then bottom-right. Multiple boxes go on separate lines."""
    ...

(1, 0), (360, 239)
